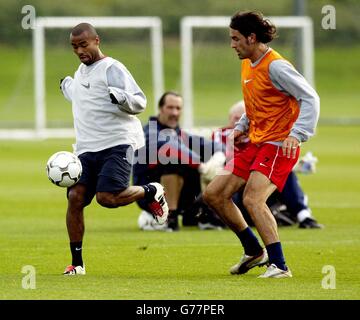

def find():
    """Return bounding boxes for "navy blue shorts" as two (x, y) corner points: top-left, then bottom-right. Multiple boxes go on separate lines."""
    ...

(69, 144), (133, 206)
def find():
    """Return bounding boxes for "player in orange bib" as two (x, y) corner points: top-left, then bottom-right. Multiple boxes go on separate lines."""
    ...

(204, 11), (320, 278)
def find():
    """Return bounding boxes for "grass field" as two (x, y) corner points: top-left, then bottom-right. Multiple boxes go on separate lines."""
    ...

(0, 125), (359, 300)
(1, 36), (360, 300)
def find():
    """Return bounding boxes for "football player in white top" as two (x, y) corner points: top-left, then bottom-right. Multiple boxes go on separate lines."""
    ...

(60, 23), (168, 275)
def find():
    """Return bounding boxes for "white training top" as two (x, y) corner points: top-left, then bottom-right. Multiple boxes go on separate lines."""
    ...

(60, 57), (146, 155)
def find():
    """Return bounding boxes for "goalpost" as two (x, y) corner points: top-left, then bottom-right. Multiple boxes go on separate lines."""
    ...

(0, 16), (164, 140)
(180, 16), (314, 129)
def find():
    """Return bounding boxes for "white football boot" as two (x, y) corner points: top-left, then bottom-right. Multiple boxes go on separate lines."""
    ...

(258, 263), (292, 278)
(230, 249), (268, 275)
(63, 265), (86, 276)
(147, 183), (169, 225)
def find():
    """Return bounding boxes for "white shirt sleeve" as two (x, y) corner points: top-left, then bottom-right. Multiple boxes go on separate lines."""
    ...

(269, 60), (320, 142)
(106, 62), (147, 115)
(60, 76), (74, 102)
(234, 113), (249, 132)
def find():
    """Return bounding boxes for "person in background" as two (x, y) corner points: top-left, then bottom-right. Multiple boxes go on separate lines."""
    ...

(133, 91), (226, 232)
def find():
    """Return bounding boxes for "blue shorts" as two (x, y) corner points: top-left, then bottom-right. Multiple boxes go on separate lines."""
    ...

(69, 144), (133, 206)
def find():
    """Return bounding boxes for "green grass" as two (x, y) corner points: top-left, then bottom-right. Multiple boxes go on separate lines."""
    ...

(0, 126), (359, 299)
(1, 38), (360, 300)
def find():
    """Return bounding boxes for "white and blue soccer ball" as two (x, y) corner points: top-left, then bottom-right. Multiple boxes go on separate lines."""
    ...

(46, 151), (82, 187)
(137, 210), (169, 231)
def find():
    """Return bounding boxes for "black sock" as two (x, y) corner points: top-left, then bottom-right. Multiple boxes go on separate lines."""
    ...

(168, 209), (179, 230)
(169, 209), (179, 217)
(266, 242), (286, 271)
(235, 227), (263, 256)
(70, 241), (83, 267)
(142, 184), (157, 201)
(168, 209), (179, 222)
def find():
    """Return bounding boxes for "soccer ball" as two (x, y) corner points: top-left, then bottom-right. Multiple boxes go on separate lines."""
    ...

(46, 151), (82, 187)
(137, 210), (169, 231)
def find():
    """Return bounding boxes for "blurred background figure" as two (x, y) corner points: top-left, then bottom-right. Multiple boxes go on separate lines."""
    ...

(133, 91), (226, 232)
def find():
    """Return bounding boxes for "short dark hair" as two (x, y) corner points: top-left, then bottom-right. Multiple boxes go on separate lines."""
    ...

(71, 23), (98, 38)
(158, 91), (182, 108)
(230, 11), (277, 43)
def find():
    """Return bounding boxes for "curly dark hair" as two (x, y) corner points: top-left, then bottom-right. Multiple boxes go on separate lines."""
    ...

(230, 11), (277, 43)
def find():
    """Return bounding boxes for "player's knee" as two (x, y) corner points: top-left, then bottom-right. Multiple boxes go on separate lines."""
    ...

(68, 188), (86, 208)
(203, 187), (221, 207)
(243, 193), (259, 212)
(96, 192), (118, 208)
